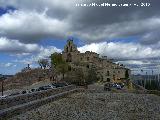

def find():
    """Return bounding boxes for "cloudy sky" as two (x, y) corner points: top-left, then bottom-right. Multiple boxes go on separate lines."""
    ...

(0, 0), (160, 75)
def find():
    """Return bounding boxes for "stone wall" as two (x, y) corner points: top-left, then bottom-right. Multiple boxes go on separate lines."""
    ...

(0, 86), (85, 119)
(0, 85), (76, 110)
(61, 39), (131, 83)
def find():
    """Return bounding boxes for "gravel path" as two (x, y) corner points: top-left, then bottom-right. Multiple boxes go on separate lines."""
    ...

(9, 91), (160, 120)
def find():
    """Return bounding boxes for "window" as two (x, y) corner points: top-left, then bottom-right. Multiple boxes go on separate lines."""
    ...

(113, 75), (115, 80)
(87, 65), (89, 68)
(107, 78), (110, 82)
(107, 71), (110, 76)
(68, 66), (71, 71)
(66, 47), (68, 52)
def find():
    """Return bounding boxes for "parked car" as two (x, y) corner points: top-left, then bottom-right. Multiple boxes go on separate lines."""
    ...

(36, 88), (41, 91)
(21, 90), (27, 94)
(38, 85), (52, 90)
(48, 84), (56, 89)
(21, 90), (32, 94)
(0, 95), (8, 98)
(8, 92), (20, 96)
(118, 83), (125, 88)
(52, 83), (68, 88)
(116, 84), (122, 90)
(31, 88), (37, 92)
(112, 83), (117, 88)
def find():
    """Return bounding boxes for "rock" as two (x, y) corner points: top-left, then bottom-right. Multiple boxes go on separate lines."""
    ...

(9, 91), (160, 120)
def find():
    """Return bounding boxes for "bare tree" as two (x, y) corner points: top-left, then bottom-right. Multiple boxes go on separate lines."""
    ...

(38, 59), (49, 69)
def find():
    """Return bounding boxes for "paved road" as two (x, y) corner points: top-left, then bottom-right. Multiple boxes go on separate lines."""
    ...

(88, 83), (104, 91)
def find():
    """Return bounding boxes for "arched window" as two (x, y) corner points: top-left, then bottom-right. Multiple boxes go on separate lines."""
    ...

(66, 47), (68, 52)
(68, 66), (71, 71)
(86, 65), (89, 68)
(107, 78), (110, 82)
(107, 71), (110, 76)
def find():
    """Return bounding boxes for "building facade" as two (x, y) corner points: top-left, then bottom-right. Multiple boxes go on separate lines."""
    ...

(62, 39), (131, 83)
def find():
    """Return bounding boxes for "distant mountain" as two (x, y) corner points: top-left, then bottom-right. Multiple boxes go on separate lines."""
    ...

(0, 74), (13, 79)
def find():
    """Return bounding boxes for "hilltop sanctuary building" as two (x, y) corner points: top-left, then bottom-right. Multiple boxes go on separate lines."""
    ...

(62, 39), (131, 83)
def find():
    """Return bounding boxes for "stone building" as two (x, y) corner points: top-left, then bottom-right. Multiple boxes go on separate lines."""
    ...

(62, 39), (131, 83)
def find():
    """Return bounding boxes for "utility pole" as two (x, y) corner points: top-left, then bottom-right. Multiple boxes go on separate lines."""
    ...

(141, 69), (143, 87)
(0, 75), (5, 96)
(144, 71), (147, 89)
(1, 79), (4, 96)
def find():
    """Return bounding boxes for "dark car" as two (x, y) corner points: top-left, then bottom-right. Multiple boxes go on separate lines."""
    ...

(31, 88), (37, 92)
(52, 83), (68, 88)
(21, 90), (27, 94)
(112, 83), (117, 88)
(38, 85), (52, 90)
(104, 83), (112, 91)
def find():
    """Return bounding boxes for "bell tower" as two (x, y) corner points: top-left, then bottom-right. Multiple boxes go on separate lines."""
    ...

(64, 39), (78, 53)
(62, 39), (79, 62)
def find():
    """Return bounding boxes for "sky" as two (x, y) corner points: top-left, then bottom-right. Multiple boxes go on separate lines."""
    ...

(0, 0), (160, 75)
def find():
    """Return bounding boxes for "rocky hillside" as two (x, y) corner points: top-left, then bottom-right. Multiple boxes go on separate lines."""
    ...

(1, 68), (54, 91)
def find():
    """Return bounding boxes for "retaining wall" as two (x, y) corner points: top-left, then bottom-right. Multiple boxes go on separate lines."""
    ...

(0, 85), (76, 110)
(0, 88), (85, 119)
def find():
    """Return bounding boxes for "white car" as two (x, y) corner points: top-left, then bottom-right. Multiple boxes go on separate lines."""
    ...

(0, 95), (8, 98)
(116, 84), (122, 89)
(48, 85), (56, 89)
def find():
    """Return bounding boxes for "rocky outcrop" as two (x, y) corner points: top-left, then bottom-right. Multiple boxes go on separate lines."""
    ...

(2, 68), (54, 91)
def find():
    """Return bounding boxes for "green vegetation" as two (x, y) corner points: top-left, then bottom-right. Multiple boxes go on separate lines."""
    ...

(145, 80), (160, 91)
(50, 53), (98, 85)
(136, 79), (160, 91)
(51, 53), (64, 67)
(64, 67), (98, 86)
(125, 70), (130, 88)
(50, 53), (69, 80)
(85, 67), (98, 85)
(65, 68), (85, 86)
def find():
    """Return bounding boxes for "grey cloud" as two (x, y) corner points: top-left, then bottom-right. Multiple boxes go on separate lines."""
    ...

(72, 0), (160, 28)
(0, 0), (160, 45)
(140, 30), (160, 45)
